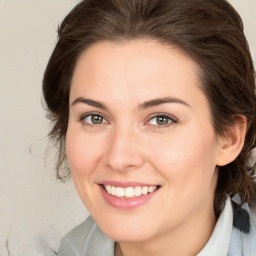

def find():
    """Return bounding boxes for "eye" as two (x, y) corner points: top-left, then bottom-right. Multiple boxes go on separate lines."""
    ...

(82, 114), (108, 125)
(148, 115), (176, 126)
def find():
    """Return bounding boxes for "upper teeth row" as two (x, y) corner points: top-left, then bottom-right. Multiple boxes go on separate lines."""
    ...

(104, 185), (157, 198)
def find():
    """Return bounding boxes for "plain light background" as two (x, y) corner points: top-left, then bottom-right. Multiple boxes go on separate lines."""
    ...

(0, 0), (255, 255)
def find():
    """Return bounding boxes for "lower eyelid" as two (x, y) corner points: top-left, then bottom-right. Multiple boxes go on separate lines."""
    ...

(80, 113), (109, 126)
(148, 115), (177, 125)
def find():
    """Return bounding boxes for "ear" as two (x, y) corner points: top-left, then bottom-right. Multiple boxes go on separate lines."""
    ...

(216, 115), (247, 166)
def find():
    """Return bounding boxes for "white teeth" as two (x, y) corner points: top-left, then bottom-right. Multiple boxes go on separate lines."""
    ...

(115, 187), (125, 197)
(110, 186), (116, 196)
(105, 185), (111, 194)
(149, 186), (155, 193)
(103, 185), (157, 198)
(142, 186), (149, 195)
(134, 186), (142, 196)
(125, 187), (135, 198)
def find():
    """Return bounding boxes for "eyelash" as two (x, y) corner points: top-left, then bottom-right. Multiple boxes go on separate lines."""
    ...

(146, 113), (178, 128)
(79, 113), (178, 128)
(79, 112), (109, 127)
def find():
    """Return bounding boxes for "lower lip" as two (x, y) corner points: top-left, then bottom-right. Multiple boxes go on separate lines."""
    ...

(99, 185), (159, 210)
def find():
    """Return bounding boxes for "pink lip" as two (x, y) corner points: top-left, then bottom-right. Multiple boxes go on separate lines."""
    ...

(98, 183), (159, 210)
(100, 180), (158, 188)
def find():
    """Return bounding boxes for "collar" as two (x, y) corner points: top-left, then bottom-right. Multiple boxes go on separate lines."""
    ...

(197, 196), (233, 256)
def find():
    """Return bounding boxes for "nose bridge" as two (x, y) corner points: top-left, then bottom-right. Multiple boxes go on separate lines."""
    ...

(103, 123), (144, 172)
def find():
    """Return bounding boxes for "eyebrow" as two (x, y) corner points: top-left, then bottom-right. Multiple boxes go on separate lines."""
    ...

(71, 96), (191, 110)
(71, 97), (108, 110)
(139, 97), (191, 109)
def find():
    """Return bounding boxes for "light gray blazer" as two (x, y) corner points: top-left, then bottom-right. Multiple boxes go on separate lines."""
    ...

(58, 197), (256, 256)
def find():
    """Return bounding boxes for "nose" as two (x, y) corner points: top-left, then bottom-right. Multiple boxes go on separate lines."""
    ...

(103, 126), (145, 172)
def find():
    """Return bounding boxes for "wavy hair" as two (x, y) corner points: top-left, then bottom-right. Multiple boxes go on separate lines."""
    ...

(42, 0), (256, 214)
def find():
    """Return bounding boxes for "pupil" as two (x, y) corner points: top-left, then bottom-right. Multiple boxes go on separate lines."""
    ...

(92, 115), (102, 124)
(157, 116), (168, 125)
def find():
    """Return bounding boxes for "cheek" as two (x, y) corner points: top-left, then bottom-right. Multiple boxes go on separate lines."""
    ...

(65, 128), (102, 177)
(148, 127), (218, 192)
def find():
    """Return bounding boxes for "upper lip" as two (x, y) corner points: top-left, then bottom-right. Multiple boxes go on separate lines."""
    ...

(98, 180), (160, 188)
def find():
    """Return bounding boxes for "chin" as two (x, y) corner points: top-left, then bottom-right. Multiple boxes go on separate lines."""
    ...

(97, 218), (156, 242)
(104, 229), (152, 243)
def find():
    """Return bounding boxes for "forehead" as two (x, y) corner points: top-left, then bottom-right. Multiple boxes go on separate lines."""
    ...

(72, 40), (201, 91)
(70, 40), (209, 112)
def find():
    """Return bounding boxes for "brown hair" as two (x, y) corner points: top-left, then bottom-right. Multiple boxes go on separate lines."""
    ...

(42, 0), (256, 213)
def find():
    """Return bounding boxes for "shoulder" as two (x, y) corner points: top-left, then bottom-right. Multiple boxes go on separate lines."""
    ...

(64, 215), (96, 241)
(57, 216), (96, 255)
(57, 216), (115, 256)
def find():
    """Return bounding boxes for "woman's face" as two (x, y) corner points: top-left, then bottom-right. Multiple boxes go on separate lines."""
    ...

(66, 40), (223, 242)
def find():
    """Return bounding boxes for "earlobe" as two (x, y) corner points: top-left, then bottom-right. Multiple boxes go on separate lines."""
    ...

(216, 115), (247, 166)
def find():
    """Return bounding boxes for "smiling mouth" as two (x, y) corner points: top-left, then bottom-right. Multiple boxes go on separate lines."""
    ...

(102, 184), (159, 198)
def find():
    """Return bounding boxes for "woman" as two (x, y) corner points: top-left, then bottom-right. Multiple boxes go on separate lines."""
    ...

(43, 0), (256, 255)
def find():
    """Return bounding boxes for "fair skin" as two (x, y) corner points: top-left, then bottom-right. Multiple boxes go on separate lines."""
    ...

(66, 40), (246, 256)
